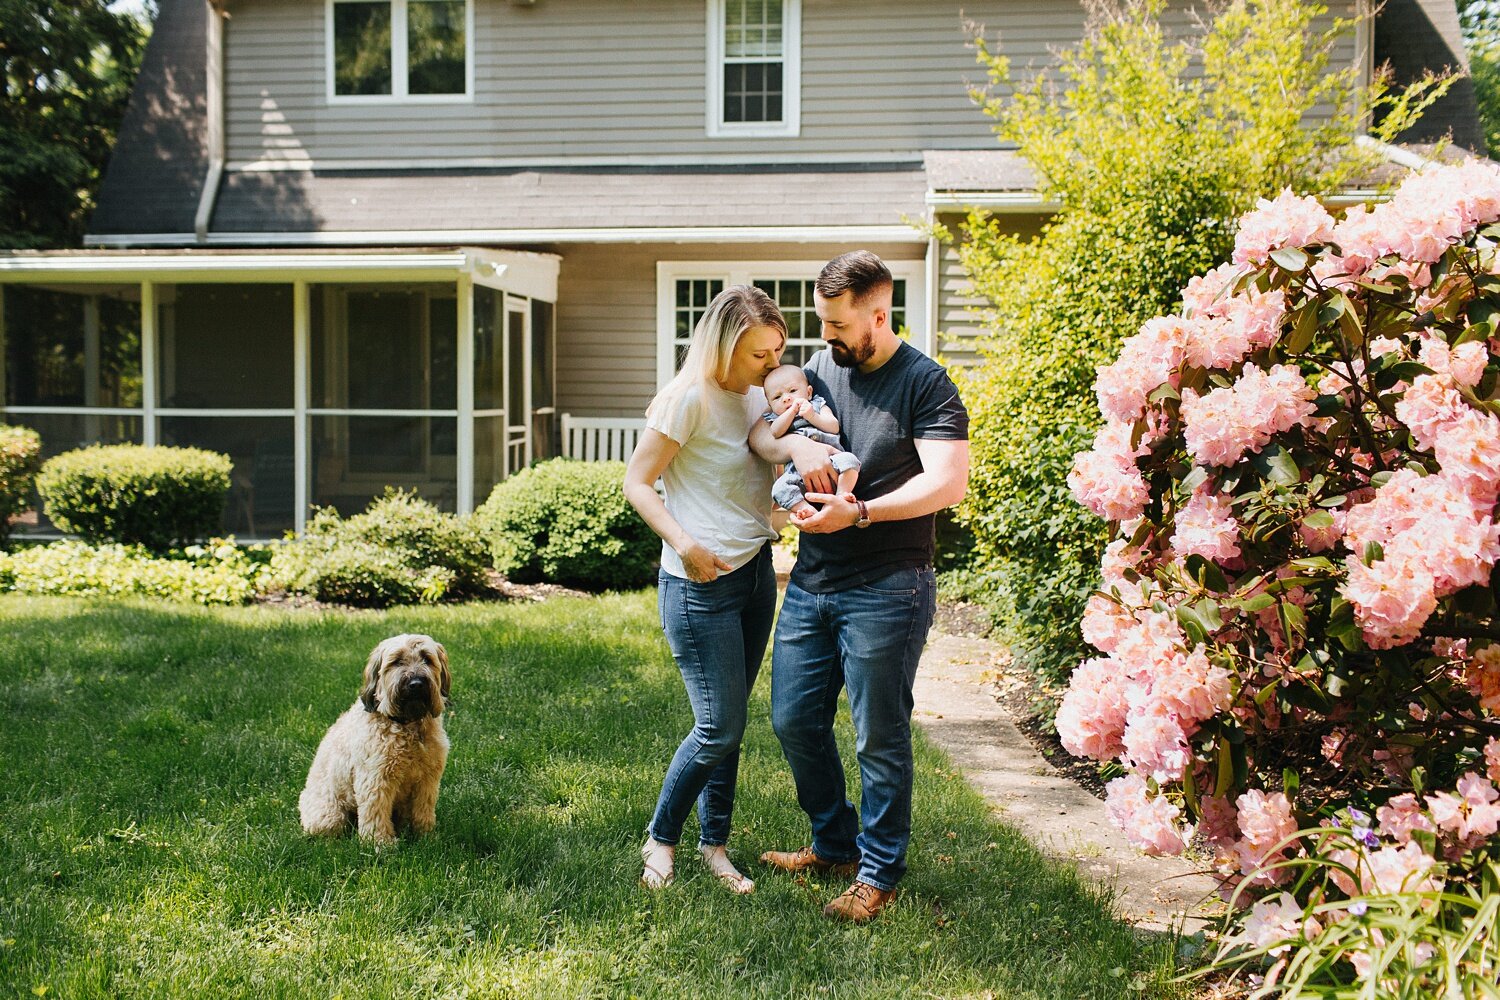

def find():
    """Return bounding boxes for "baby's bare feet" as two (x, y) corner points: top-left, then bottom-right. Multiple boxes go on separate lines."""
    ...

(791, 504), (816, 520)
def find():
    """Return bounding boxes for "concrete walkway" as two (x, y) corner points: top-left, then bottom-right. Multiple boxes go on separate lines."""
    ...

(912, 629), (1222, 935)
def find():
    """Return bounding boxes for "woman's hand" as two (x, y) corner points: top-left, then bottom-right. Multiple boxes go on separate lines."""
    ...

(678, 540), (733, 583)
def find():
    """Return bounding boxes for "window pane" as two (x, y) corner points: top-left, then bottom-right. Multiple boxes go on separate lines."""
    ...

(408, 0), (465, 95)
(3, 284), (141, 407)
(724, 62), (782, 124)
(672, 278), (725, 371)
(159, 417), (295, 538)
(725, 0), (781, 57)
(334, 1), (392, 96)
(312, 415), (456, 515)
(157, 285), (292, 409)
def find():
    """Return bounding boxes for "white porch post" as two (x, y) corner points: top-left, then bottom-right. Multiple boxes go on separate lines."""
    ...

(141, 282), (157, 445)
(293, 281), (310, 533)
(456, 273), (474, 514)
(925, 235), (941, 358)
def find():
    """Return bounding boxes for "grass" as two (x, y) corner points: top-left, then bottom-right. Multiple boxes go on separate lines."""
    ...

(0, 592), (1184, 998)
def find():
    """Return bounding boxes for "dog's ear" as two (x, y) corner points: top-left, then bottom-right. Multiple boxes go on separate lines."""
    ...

(360, 640), (386, 713)
(431, 641), (452, 708)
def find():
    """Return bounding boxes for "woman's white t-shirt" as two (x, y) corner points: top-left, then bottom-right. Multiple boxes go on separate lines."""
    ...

(648, 382), (776, 579)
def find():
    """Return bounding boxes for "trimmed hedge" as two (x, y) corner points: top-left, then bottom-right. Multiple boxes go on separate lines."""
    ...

(474, 458), (657, 590)
(37, 444), (232, 551)
(269, 489), (488, 607)
(0, 425), (42, 546)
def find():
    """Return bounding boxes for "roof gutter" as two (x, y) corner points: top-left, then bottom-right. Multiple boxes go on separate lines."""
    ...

(193, 1), (227, 243)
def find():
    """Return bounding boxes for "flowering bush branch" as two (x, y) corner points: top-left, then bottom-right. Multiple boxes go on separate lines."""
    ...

(1061, 160), (1500, 989)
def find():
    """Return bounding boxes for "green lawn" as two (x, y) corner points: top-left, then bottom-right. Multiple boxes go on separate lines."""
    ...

(0, 593), (1182, 998)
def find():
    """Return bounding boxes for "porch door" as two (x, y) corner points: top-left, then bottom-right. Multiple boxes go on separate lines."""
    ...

(503, 296), (529, 475)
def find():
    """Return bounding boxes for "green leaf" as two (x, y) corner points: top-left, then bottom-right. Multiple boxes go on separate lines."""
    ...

(1251, 445), (1301, 486)
(1241, 593), (1277, 613)
(1302, 510), (1335, 530)
(1270, 246), (1310, 272)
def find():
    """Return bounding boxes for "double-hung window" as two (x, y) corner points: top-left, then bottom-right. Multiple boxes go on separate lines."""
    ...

(707, 0), (801, 137)
(328, 0), (472, 102)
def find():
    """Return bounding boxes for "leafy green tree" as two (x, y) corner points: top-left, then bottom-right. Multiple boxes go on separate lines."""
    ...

(947, 0), (1449, 694)
(1459, 0), (1500, 154)
(1, 0), (151, 249)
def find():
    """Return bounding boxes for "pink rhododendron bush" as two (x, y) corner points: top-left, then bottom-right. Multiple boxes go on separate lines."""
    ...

(1065, 160), (1500, 994)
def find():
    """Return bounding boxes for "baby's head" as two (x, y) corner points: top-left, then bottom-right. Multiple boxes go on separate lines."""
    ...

(764, 364), (813, 415)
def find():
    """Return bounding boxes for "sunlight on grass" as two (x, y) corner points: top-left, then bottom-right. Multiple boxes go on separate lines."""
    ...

(0, 594), (1184, 998)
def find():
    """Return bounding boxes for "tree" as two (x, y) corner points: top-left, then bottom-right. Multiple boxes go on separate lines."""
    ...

(0, 0), (152, 249)
(947, 0), (1449, 694)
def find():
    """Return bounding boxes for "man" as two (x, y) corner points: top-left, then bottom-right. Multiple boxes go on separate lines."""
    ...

(750, 250), (970, 921)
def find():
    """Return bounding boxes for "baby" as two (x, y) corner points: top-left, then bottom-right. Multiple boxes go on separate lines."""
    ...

(761, 364), (861, 519)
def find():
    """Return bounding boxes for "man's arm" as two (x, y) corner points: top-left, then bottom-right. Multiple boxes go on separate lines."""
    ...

(795, 438), (969, 534)
(749, 419), (838, 494)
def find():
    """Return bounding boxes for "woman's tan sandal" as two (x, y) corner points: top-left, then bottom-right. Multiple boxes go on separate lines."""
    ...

(641, 838), (675, 889)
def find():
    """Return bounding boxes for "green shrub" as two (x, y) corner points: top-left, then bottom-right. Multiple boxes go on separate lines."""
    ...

(474, 458), (656, 590)
(0, 424), (42, 546)
(0, 539), (269, 605)
(37, 444), (232, 551)
(269, 489), (486, 607)
(948, 0), (1449, 690)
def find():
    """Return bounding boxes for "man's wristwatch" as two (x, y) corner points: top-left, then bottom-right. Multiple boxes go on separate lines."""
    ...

(854, 499), (872, 529)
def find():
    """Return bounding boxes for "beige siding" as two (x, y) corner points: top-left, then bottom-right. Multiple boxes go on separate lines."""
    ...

(932, 212), (1049, 369)
(228, 0), (1368, 165)
(553, 241), (925, 418)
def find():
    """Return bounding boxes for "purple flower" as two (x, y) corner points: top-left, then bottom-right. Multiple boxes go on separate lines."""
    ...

(1349, 900), (1369, 916)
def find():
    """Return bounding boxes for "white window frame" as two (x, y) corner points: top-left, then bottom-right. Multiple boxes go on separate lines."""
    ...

(655, 259), (926, 387)
(705, 0), (801, 138)
(326, 0), (475, 105)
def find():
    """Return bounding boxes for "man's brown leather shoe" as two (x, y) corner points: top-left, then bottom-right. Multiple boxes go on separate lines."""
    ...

(758, 846), (859, 878)
(822, 880), (896, 922)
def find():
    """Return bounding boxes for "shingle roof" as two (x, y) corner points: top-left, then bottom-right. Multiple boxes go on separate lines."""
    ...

(88, 0), (208, 236)
(922, 150), (1035, 194)
(206, 164), (929, 235)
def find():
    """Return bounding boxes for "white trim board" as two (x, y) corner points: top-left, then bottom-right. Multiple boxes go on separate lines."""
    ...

(227, 151), (925, 171)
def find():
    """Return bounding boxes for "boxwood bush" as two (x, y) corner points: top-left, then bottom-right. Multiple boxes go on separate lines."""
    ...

(0, 425), (42, 546)
(37, 444), (232, 551)
(474, 458), (657, 590)
(269, 488), (487, 607)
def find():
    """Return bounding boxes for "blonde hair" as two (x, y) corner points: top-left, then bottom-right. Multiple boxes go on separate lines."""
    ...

(647, 284), (787, 425)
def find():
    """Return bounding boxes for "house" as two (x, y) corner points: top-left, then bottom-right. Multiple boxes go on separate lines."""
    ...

(0, 0), (1481, 539)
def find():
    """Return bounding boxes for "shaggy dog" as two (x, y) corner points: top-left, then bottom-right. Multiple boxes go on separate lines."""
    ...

(299, 633), (451, 843)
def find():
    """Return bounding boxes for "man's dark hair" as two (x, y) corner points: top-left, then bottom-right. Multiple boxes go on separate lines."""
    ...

(816, 250), (893, 304)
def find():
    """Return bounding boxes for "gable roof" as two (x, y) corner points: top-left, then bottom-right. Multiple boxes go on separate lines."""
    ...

(89, 0), (208, 236)
(1375, 0), (1484, 151)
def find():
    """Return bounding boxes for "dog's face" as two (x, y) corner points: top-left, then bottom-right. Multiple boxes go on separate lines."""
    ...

(360, 634), (450, 723)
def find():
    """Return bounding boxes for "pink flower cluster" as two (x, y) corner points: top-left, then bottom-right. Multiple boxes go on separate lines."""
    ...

(1105, 773), (1186, 856)
(1233, 189), (1336, 265)
(1094, 317), (1189, 423)
(1240, 894), (1321, 956)
(1228, 789), (1297, 886)
(1325, 159), (1500, 273)
(1172, 488), (1242, 565)
(1067, 420), (1152, 522)
(1180, 364), (1317, 466)
(1338, 469), (1500, 647)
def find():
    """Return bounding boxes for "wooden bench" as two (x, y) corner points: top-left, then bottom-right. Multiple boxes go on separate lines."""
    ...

(560, 414), (647, 461)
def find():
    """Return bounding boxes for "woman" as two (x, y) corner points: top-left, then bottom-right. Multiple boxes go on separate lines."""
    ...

(623, 284), (786, 894)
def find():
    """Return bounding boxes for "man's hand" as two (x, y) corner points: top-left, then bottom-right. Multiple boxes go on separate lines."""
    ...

(793, 491), (860, 534)
(787, 436), (838, 495)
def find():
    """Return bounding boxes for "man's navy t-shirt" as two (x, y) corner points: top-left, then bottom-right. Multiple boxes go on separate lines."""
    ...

(793, 341), (969, 593)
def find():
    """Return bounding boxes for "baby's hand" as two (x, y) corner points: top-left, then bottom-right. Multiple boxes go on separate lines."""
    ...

(796, 399), (815, 416)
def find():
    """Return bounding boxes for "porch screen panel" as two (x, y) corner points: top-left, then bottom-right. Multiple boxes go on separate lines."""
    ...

(3, 284), (141, 407)
(1, 413), (141, 536)
(160, 417), (295, 538)
(157, 285), (292, 408)
(473, 415), (503, 506)
(474, 286), (502, 412)
(311, 416), (457, 515)
(530, 299), (556, 461)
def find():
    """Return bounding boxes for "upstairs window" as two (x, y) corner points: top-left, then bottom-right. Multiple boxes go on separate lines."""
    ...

(707, 0), (800, 137)
(329, 0), (471, 102)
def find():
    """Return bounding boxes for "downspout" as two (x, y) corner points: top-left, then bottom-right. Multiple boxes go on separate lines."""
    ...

(194, 0), (227, 243)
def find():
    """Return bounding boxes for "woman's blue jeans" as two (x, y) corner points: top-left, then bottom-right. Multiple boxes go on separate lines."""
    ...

(648, 543), (776, 847)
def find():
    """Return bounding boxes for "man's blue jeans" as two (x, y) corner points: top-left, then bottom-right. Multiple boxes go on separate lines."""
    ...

(649, 543), (776, 847)
(770, 565), (937, 891)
